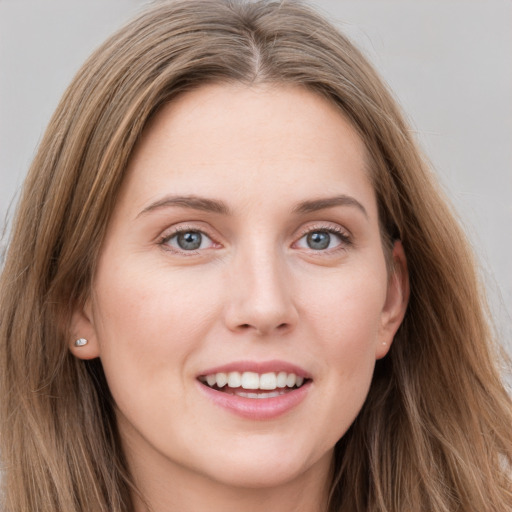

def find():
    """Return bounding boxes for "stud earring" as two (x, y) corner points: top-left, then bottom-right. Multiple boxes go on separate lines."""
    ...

(74, 338), (88, 347)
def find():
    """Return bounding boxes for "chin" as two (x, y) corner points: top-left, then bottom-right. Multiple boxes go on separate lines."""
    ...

(195, 443), (333, 490)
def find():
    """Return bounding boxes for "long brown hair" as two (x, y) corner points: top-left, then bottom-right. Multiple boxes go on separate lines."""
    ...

(1, 1), (511, 511)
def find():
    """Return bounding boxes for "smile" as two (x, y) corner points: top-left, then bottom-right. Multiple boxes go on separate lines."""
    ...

(198, 371), (306, 398)
(197, 364), (312, 419)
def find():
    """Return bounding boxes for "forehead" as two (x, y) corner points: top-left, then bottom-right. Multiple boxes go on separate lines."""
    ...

(118, 83), (376, 218)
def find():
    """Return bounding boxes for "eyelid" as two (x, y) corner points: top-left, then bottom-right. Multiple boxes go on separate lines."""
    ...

(292, 222), (353, 251)
(157, 223), (221, 254)
(155, 220), (352, 255)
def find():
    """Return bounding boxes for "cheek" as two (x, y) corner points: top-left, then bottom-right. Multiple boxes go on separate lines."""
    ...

(90, 259), (223, 389)
(95, 256), (220, 332)
(299, 263), (387, 420)
(304, 264), (387, 351)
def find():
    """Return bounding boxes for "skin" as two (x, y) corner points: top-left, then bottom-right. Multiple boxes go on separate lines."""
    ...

(71, 84), (408, 512)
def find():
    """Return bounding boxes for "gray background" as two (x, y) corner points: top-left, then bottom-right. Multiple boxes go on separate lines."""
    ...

(1, 0), (511, 348)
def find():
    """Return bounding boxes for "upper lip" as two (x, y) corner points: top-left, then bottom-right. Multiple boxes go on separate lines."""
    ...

(197, 360), (312, 379)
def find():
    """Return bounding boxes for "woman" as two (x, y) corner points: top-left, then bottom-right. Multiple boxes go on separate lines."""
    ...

(0, 1), (510, 511)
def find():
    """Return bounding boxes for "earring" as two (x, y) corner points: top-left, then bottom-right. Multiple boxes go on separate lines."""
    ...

(74, 338), (88, 347)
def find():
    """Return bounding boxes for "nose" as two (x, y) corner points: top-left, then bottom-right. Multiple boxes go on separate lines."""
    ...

(223, 248), (298, 337)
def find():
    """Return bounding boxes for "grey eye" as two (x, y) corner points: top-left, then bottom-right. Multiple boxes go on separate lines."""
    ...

(165, 230), (214, 251)
(306, 231), (331, 250)
(177, 231), (203, 250)
(295, 228), (347, 252)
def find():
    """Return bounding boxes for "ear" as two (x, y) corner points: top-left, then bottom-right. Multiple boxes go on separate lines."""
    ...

(375, 240), (409, 359)
(69, 299), (101, 360)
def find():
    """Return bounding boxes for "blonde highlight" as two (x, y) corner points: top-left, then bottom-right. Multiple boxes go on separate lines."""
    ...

(1, 1), (511, 511)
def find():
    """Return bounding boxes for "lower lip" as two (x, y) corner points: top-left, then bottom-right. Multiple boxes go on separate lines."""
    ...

(197, 381), (312, 420)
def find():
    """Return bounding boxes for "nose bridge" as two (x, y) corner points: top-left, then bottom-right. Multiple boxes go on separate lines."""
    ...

(225, 238), (297, 335)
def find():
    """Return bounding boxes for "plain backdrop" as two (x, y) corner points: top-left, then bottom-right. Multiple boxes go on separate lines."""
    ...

(0, 0), (511, 349)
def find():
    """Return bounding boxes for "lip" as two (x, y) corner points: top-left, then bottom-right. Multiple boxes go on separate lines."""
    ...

(197, 379), (312, 420)
(196, 360), (312, 420)
(197, 360), (312, 379)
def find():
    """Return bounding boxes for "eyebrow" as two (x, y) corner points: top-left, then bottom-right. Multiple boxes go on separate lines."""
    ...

(137, 195), (231, 218)
(137, 193), (367, 219)
(292, 195), (368, 218)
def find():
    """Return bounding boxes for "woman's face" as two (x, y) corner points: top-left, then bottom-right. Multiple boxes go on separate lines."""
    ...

(72, 84), (407, 492)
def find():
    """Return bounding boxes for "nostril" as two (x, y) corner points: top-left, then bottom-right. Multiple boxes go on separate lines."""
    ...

(237, 322), (289, 333)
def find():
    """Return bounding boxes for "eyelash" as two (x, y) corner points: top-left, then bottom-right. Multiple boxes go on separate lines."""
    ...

(157, 225), (217, 255)
(294, 224), (352, 252)
(157, 223), (352, 255)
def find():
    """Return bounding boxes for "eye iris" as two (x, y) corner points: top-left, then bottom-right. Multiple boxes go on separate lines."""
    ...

(307, 231), (330, 250)
(177, 231), (202, 250)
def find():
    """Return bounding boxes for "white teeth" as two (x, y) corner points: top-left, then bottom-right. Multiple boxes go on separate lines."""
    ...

(276, 371), (288, 388)
(227, 371), (241, 388)
(286, 373), (297, 388)
(236, 390), (286, 399)
(243, 392), (260, 399)
(200, 370), (306, 391)
(241, 371), (260, 389)
(216, 372), (228, 387)
(260, 372), (277, 390)
(264, 390), (282, 398)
